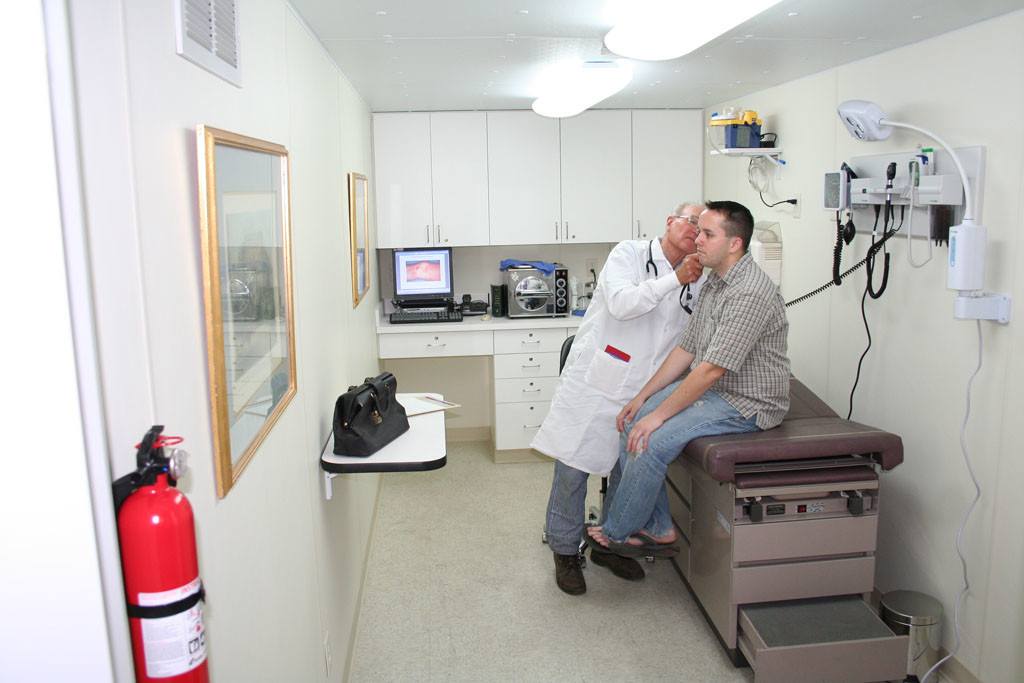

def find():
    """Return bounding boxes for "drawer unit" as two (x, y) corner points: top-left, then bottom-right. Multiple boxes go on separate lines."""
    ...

(733, 514), (878, 564)
(494, 377), (559, 404)
(737, 597), (908, 683)
(732, 555), (875, 605)
(493, 327), (567, 354)
(493, 351), (560, 379)
(378, 330), (493, 359)
(494, 401), (550, 450)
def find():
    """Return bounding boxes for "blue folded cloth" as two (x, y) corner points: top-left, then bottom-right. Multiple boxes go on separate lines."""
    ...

(499, 259), (556, 275)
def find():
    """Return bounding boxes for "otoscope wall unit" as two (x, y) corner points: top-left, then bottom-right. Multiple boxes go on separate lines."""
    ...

(845, 146), (985, 236)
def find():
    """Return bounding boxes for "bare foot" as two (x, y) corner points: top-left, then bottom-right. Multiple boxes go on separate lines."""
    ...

(635, 528), (678, 545)
(586, 525), (612, 548)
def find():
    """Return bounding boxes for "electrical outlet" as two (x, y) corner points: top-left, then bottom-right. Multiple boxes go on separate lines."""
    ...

(324, 631), (332, 678)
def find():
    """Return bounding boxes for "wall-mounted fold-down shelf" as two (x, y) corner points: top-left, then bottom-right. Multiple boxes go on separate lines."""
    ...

(319, 393), (448, 500)
(710, 147), (785, 165)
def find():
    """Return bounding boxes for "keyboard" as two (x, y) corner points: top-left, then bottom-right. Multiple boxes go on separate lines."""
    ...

(389, 309), (464, 324)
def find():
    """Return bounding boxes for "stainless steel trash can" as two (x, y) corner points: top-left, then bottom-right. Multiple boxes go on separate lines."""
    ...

(880, 590), (943, 679)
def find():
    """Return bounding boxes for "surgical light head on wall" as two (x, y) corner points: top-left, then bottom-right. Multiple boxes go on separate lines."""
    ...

(531, 60), (633, 119)
(603, 0), (783, 61)
(836, 100), (1010, 322)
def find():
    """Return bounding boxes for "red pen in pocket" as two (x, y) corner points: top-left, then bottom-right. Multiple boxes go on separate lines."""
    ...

(604, 345), (631, 362)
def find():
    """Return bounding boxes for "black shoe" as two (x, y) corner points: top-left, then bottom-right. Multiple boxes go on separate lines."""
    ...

(553, 552), (586, 595)
(590, 546), (645, 581)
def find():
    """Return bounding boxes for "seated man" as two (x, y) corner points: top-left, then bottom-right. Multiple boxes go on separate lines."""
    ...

(587, 200), (791, 555)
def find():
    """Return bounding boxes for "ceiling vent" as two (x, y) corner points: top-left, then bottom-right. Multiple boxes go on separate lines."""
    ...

(175, 0), (241, 87)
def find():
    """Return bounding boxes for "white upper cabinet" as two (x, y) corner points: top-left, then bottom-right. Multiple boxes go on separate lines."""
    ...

(374, 112), (489, 248)
(373, 113), (433, 248)
(631, 110), (704, 240)
(560, 110), (633, 244)
(373, 109), (703, 248)
(487, 112), (562, 246)
(429, 112), (489, 247)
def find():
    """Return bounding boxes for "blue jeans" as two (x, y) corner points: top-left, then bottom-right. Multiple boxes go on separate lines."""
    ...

(602, 384), (759, 543)
(545, 459), (627, 556)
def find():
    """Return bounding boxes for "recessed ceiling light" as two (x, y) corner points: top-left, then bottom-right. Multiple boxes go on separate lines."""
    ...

(518, 9), (529, 15)
(375, 10), (387, 16)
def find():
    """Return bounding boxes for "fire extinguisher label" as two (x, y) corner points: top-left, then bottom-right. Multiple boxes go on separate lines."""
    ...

(138, 578), (207, 678)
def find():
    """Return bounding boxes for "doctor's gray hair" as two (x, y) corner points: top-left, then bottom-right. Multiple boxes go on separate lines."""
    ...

(673, 202), (701, 216)
(704, 200), (754, 251)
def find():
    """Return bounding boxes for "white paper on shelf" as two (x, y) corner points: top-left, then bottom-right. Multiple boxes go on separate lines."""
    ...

(400, 394), (461, 416)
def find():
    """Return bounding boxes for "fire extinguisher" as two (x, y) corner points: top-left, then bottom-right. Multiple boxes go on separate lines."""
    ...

(113, 425), (209, 682)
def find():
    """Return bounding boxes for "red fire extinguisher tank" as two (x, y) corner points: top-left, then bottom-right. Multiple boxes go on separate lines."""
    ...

(115, 428), (208, 682)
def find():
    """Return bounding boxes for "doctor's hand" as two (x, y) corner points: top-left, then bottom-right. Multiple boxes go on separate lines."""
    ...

(627, 413), (665, 454)
(675, 253), (703, 286)
(617, 395), (646, 433)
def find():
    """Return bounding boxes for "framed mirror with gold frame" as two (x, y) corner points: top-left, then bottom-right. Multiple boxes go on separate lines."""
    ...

(348, 172), (370, 307)
(196, 125), (297, 498)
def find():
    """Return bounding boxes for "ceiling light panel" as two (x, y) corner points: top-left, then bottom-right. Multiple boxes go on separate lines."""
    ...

(604, 0), (783, 61)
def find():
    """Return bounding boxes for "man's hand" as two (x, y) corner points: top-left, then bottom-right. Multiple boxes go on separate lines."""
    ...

(675, 253), (703, 286)
(616, 395), (646, 433)
(627, 412), (666, 454)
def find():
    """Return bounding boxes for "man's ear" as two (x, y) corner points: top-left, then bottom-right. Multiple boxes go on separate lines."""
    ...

(729, 235), (744, 254)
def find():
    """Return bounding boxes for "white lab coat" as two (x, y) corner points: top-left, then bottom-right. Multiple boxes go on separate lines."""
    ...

(531, 238), (702, 475)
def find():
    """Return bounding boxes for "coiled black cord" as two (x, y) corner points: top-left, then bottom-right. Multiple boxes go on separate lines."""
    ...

(846, 280), (872, 419)
(785, 225), (900, 308)
(832, 212), (844, 286)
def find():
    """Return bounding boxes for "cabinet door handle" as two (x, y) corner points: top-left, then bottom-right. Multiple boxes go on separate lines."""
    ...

(435, 225), (441, 243)
(636, 219), (641, 238)
(521, 363), (541, 368)
(554, 221), (558, 240)
(565, 222), (569, 241)
(521, 339), (541, 345)
(522, 424), (542, 429)
(425, 225), (430, 244)
(426, 342), (447, 348)
(521, 388), (541, 393)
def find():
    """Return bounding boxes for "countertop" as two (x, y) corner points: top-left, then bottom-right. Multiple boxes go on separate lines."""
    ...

(377, 312), (584, 334)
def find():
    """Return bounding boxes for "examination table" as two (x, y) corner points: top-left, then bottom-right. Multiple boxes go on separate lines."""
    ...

(666, 378), (908, 683)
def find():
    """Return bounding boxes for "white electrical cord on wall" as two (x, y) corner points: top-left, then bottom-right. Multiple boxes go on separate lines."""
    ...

(905, 187), (934, 268)
(920, 320), (984, 683)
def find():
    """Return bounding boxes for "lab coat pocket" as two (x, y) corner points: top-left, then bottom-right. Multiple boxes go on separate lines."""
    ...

(582, 350), (631, 397)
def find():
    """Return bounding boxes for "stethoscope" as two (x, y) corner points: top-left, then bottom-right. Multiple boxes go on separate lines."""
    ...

(645, 240), (694, 314)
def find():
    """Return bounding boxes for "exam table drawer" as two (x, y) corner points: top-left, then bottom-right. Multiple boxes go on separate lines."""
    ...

(494, 401), (550, 450)
(732, 556), (874, 605)
(378, 330), (493, 359)
(733, 514), (878, 563)
(493, 352), (560, 378)
(493, 328), (567, 354)
(737, 597), (908, 683)
(494, 377), (559, 404)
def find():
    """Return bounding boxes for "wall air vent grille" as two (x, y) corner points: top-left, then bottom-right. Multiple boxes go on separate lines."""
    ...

(175, 0), (241, 86)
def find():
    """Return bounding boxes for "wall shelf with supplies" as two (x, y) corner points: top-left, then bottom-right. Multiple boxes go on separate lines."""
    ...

(709, 147), (784, 163)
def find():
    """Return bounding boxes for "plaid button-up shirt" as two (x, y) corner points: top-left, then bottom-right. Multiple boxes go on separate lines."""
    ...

(679, 253), (790, 428)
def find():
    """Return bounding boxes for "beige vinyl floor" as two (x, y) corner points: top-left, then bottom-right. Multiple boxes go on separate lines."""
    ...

(348, 440), (755, 682)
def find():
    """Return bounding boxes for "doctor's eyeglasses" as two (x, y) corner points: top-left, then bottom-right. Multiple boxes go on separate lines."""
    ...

(673, 214), (699, 226)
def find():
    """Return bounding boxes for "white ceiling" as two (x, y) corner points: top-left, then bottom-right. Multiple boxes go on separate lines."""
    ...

(289, 0), (1024, 112)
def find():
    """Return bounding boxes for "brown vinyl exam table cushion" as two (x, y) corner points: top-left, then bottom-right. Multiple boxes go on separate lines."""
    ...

(681, 378), (904, 483)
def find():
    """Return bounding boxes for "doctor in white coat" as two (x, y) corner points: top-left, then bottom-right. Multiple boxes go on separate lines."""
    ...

(532, 203), (705, 595)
